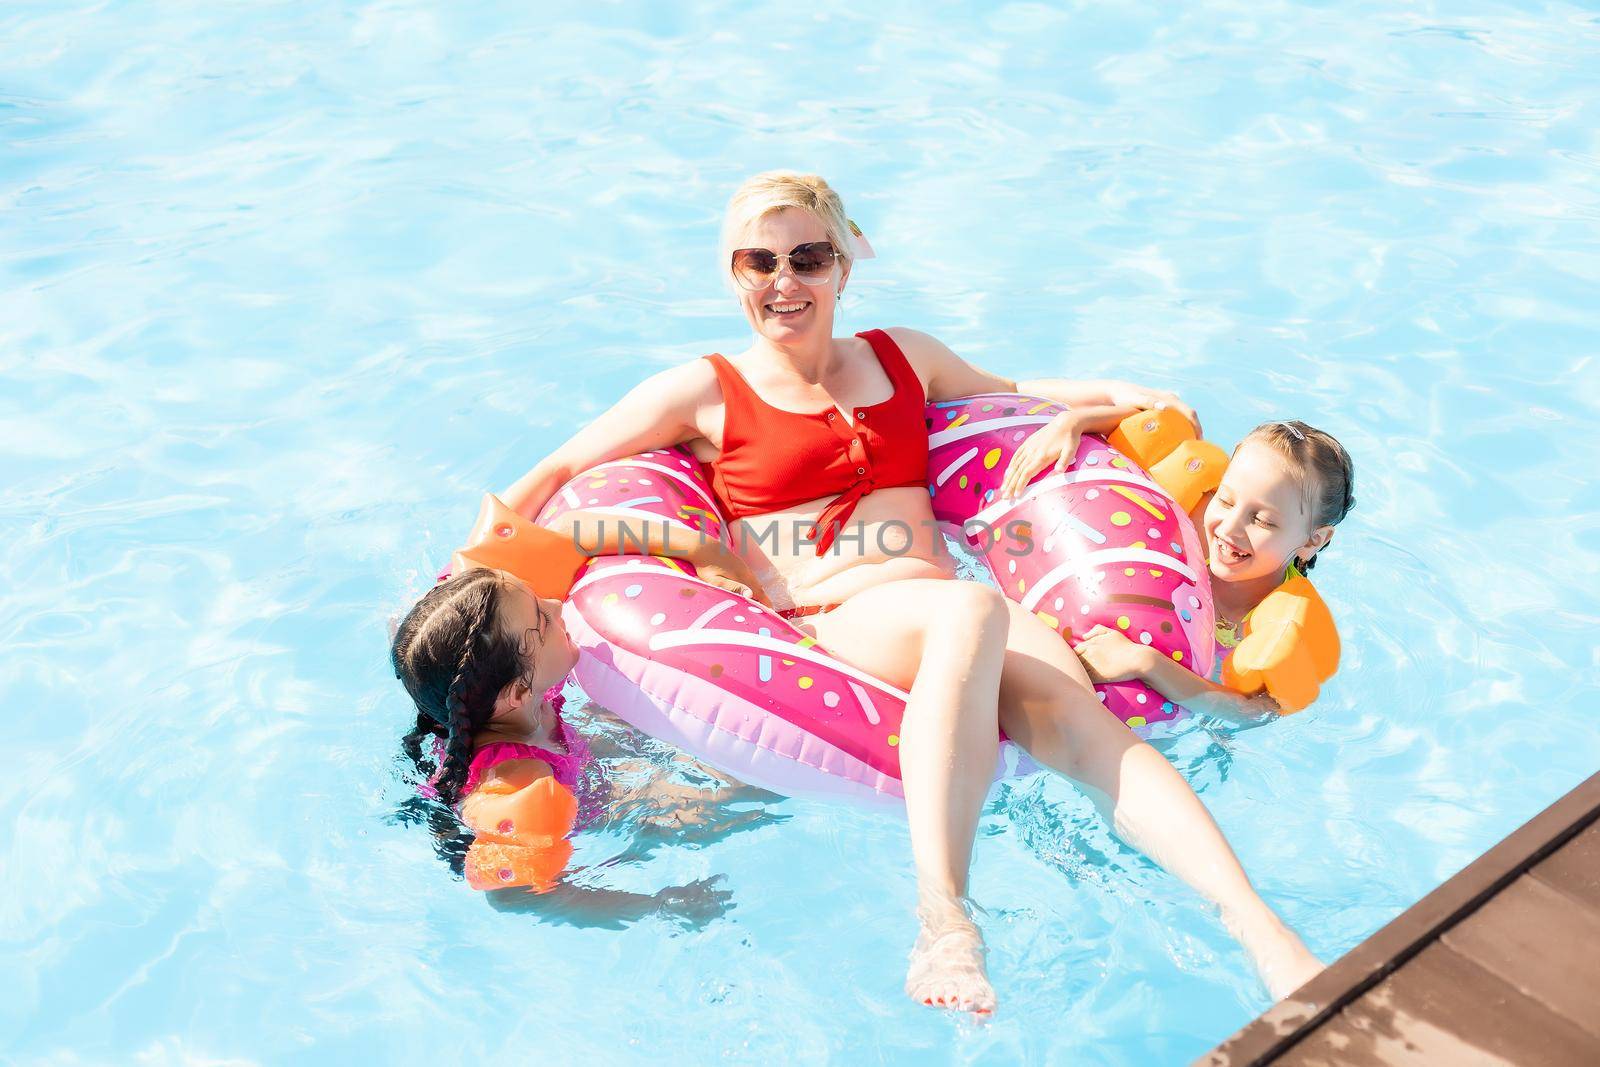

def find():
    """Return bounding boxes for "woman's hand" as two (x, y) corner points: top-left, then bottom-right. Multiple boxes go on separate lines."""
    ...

(688, 539), (772, 607)
(1102, 382), (1202, 437)
(1000, 411), (1085, 500)
(1075, 625), (1158, 684)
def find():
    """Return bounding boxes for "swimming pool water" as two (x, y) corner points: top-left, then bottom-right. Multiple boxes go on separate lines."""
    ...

(4, 2), (1598, 1062)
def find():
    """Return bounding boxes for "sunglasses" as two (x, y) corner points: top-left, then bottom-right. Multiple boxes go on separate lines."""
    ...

(729, 241), (839, 290)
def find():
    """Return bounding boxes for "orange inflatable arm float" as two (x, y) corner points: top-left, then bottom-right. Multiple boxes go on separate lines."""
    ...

(1106, 407), (1229, 515)
(465, 838), (574, 893)
(461, 776), (580, 892)
(1221, 574), (1340, 714)
(1108, 408), (1340, 712)
(451, 494), (588, 599)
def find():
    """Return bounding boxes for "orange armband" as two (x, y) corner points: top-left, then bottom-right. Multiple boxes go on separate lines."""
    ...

(463, 775), (579, 843)
(1107, 407), (1228, 514)
(462, 777), (580, 893)
(465, 838), (575, 893)
(451, 494), (587, 599)
(1221, 574), (1340, 714)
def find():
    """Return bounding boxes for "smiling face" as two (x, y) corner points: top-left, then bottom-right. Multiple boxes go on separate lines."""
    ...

(730, 207), (848, 347)
(1203, 441), (1333, 584)
(488, 574), (579, 723)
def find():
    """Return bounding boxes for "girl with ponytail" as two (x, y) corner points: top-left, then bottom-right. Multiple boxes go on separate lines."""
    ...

(1077, 420), (1356, 723)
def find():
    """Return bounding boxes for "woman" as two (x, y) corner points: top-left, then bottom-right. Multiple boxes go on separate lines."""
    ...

(503, 172), (1321, 1013)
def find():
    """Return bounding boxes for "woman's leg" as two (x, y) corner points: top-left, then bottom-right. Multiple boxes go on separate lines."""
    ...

(994, 599), (1323, 998)
(806, 579), (1010, 1013)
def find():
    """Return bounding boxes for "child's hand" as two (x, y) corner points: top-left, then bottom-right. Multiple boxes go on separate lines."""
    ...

(1075, 625), (1156, 684)
(639, 780), (720, 829)
(652, 875), (734, 927)
(1000, 411), (1085, 500)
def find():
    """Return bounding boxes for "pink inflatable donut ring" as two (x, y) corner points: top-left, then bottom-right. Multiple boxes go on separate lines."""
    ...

(536, 448), (1036, 807)
(533, 395), (1216, 804)
(925, 394), (1215, 733)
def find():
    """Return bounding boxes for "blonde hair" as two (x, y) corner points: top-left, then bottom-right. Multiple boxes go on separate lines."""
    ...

(1238, 420), (1356, 572)
(721, 171), (854, 284)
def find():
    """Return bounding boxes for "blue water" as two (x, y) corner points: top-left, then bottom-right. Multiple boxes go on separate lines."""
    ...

(5, 2), (1598, 1062)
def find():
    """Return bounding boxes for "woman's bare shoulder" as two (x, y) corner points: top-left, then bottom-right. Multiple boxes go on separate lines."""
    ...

(880, 326), (955, 367)
(608, 357), (724, 443)
(643, 354), (722, 401)
(876, 327), (953, 394)
(880, 325), (945, 350)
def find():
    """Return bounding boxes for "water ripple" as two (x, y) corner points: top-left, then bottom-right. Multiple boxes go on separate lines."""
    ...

(3, 0), (1598, 1061)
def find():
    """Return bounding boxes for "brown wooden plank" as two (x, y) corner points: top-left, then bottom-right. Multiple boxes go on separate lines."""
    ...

(1199, 770), (1600, 1065)
(1272, 1014), (1395, 1067)
(1282, 1011), (1495, 1067)
(1530, 819), (1600, 913)
(1441, 874), (1600, 1041)
(1281, 941), (1600, 1067)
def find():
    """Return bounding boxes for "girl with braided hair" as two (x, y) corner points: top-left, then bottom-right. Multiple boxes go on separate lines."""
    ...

(393, 566), (595, 895)
(394, 512), (772, 895)
(394, 568), (579, 811)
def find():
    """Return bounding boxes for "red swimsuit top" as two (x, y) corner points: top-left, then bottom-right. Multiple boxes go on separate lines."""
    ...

(704, 329), (929, 556)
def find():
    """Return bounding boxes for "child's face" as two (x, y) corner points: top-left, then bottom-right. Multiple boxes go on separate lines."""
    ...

(494, 574), (580, 708)
(1203, 441), (1330, 584)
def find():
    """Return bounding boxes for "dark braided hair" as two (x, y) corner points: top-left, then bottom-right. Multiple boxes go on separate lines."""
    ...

(1240, 420), (1356, 574)
(391, 569), (535, 807)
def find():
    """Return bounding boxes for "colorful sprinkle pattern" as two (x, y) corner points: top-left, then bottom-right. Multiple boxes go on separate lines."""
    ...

(540, 396), (1217, 803)
(540, 448), (923, 798)
(927, 394), (1215, 730)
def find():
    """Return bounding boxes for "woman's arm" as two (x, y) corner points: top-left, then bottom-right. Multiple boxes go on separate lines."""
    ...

(1018, 378), (1201, 435)
(1075, 625), (1281, 727)
(552, 510), (769, 605)
(501, 360), (717, 520)
(1045, 402), (1143, 435)
(887, 327), (1200, 433)
(998, 404), (1145, 499)
(1014, 378), (1118, 407)
(888, 327), (1017, 399)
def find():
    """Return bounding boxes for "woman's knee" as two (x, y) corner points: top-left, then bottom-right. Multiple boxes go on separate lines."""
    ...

(932, 582), (1009, 644)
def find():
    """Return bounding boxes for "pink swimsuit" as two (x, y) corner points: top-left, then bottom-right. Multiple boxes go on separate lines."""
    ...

(461, 705), (591, 795)
(426, 683), (600, 824)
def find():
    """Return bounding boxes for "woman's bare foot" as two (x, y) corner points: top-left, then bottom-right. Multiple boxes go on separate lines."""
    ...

(904, 909), (996, 1015)
(1224, 908), (1325, 1000)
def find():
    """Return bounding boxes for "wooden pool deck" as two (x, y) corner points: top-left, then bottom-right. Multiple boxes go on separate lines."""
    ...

(1202, 770), (1600, 1066)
